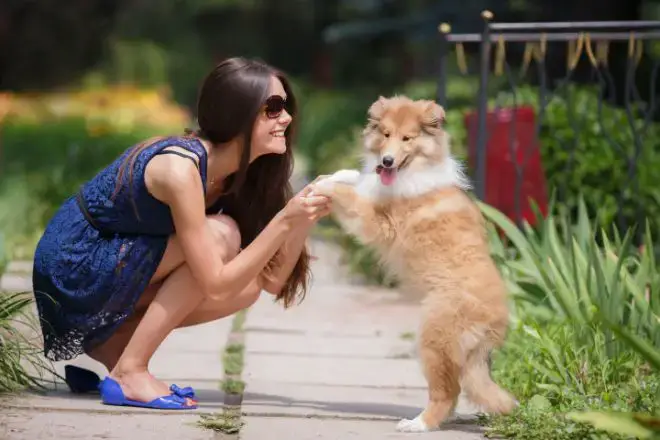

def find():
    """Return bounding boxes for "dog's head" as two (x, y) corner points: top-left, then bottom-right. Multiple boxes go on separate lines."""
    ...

(361, 95), (450, 186)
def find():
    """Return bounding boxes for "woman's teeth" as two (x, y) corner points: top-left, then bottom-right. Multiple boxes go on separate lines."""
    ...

(272, 131), (284, 137)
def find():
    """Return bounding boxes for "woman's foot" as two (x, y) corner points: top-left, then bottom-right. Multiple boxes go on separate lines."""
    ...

(109, 368), (195, 406)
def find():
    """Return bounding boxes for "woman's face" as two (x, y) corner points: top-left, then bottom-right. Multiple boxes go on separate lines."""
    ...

(250, 75), (292, 161)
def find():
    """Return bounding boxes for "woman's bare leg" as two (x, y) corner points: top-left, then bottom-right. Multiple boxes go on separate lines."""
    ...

(88, 214), (263, 404)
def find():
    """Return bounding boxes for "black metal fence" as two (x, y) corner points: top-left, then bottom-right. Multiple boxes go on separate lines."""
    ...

(436, 11), (660, 239)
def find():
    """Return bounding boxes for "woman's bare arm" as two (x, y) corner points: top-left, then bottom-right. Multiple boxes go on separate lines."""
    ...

(146, 155), (291, 300)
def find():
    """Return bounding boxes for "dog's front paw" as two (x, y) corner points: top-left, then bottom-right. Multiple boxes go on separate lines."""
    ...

(396, 415), (430, 433)
(329, 169), (361, 185)
(312, 169), (361, 195)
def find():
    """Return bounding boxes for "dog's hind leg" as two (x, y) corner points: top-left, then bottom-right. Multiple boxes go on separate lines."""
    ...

(460, 342), (518, 415)
(396, 335), (462, 432)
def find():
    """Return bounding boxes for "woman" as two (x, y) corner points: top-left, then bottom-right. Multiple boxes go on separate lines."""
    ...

(32, 57), (331, 410)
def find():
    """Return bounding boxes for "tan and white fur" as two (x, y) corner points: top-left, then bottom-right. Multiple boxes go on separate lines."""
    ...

(311, 96), (517, 432)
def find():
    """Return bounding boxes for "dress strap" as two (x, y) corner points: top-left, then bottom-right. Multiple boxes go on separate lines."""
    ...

(153, 136), (209, 193)
(154, 150), (200, 170)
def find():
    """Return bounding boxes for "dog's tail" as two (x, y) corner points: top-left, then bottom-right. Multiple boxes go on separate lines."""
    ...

(460, 344), (518, 415)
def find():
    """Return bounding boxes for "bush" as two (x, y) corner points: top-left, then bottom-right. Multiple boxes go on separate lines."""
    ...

(492, 84), (660, 237)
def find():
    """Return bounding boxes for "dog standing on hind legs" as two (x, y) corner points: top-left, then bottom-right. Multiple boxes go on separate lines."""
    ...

(311, 95), (518, 433)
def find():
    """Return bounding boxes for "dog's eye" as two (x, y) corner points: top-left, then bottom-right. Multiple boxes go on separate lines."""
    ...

(383, 132), (390, 138)
(402, 136), (410, 142)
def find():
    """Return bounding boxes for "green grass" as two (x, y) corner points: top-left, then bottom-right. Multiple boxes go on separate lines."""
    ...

(219, 310), (248, 395)
(477, 196), (660, 439)
(0, 290), (56, 393)
(484, 319), (659, 440)
(231, 309), (246, 333)
(197, 407), (244, 434)
(220, 377), (246, 395)
(223, 343), (244, 376)
(399, 331), (415, 341)
(0, 235), (56, 393)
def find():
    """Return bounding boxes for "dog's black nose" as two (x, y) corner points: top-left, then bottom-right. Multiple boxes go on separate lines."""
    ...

(381, 155), (394, 168)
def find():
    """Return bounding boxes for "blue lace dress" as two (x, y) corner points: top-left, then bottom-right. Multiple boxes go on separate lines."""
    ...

(32, 136), (217, 362)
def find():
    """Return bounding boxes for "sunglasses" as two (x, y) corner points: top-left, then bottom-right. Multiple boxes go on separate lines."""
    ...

(263, 95), (288, 119)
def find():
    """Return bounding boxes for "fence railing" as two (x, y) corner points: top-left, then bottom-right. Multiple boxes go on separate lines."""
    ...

(436, 11), (660, 239)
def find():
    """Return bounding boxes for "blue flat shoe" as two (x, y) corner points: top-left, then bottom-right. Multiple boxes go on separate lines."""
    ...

(64, 365), (101, 394)
(99, 376), (198, 410)
(66, 366), (197, 401)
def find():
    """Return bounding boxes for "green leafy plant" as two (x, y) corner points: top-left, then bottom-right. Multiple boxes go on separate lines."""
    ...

(480, 196), (660, 439)
(0, 290), (56, 393)
(567, 412), (660, 439)
(0, 239), (53, 393)
(480, 194), (660, 351)
(492, 84), (660, 236)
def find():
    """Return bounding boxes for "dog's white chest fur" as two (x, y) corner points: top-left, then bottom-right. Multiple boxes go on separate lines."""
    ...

(312, 156), (471, 201)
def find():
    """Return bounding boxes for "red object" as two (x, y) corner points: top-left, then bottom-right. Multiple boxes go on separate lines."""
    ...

(464, 106), (549, 226)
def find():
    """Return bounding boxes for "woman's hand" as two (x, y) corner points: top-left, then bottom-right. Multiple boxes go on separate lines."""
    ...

(280, 179), (332, 228)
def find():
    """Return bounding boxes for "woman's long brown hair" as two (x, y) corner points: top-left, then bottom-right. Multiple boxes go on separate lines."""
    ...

(113, 57), (311, 308)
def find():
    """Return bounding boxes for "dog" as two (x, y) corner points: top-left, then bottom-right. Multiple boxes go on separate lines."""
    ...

(310, 95), (518, 432)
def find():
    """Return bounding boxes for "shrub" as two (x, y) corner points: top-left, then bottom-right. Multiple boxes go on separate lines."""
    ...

(491, 84), (660, 237)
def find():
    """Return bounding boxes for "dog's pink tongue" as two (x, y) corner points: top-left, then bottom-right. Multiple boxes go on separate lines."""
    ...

(380, 169), (396, 186)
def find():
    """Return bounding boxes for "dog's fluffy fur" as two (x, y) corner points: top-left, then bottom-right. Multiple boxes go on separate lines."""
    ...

(312, 96), (517, 432)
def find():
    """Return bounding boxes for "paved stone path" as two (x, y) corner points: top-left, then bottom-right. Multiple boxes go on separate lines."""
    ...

(0, 238), (485, 439)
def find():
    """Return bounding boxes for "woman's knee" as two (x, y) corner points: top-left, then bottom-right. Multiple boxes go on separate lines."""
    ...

(178, 279), (262, 328)
(150, 214), (241, 284)
(207, 214), (241, 261)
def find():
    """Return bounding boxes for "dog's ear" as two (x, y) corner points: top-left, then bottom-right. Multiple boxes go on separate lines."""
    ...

(420, 100), (445, 129)
(367, 96), (388, 124)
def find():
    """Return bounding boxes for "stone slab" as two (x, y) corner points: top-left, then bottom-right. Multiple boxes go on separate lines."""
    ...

(239, 417), (485, 440)
(241, 380), (480, 422)
(1, 314), (232, 415)
(0, 273), (32, 293)
(0, 409), (216, 440)
(245, 287), (421, 339)
(30, 312), (232, 386)
(0, 382), (226, 414)
(244, 332), (415, 359)
(243, 353), (426, 389)
(5, 260), (33, 274)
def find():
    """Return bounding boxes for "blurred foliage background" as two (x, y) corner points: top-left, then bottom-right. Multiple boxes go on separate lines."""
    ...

(4, 1), (660, 438)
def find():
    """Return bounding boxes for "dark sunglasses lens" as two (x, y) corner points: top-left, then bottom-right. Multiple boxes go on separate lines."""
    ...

(265, 96), (285, 118)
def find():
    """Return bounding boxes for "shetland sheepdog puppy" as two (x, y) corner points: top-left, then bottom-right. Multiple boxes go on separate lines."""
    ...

(311, 95), (517, 432)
